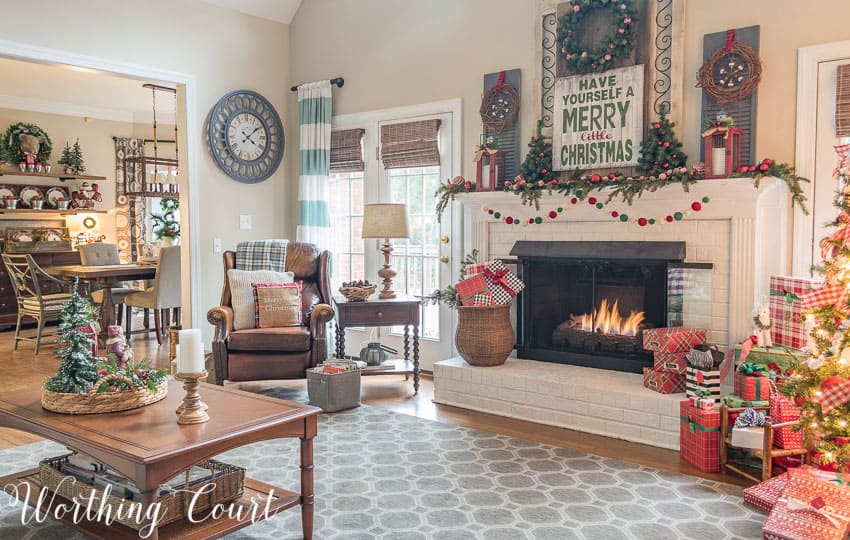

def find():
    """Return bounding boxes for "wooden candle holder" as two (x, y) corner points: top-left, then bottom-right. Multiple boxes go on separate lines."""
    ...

(175, 371), (210, 425)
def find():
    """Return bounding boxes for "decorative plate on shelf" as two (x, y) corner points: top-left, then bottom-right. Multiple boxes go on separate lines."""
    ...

(18, 186), (43, 208)
(45, 187), (69, 208)
(0, 185), (17, 200)
(40, 228), (65, 242)
(9, 229), (34, 242)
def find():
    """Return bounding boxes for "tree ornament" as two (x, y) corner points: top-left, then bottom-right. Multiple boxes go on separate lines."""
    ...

(557, 0), (638, 74)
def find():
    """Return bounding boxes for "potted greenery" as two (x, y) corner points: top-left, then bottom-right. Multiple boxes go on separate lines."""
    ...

(151, 198), (180, 246)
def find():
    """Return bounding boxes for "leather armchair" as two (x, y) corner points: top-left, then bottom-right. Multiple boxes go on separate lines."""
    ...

(207, 242), (335, 385)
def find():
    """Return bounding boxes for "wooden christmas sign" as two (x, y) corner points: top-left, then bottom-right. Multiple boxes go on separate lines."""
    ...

(552, 65), (644, 170)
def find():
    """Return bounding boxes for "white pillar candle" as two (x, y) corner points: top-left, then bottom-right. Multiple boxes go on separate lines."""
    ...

(177, 329), (204, 374)
(711, 147), (726, 177)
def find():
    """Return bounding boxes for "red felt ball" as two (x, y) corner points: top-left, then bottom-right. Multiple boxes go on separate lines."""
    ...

(663, 141), (670, 148)
(591, 174), (601, 183)
(505, 216), (514, 224)
(759, 164), (769, 172)
(637, 217), (648, 226)
(665, 215), (673, 222)
(691, 202), (702, 211)
(608, 173), (616, 180)
(488, 209), (495, 215)
(588, 197), (597, 205)
(548, 211), (557, 219)
(541, 168), (548, 174)
(611, 211), (619, 217)
(653, 123), (661, 129)
(570, 197), (578, 204)
(528, 218), (535, 224)
(794, 396), (805, 407)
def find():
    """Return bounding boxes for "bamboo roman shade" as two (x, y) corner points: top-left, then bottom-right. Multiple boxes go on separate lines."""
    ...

(329, 128), (365, 173)
(380, 119), (441, 169)
(838, 64), (850, 136)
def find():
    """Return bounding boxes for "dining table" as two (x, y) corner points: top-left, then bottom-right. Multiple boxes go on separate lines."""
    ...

(46, 263), (157, 341)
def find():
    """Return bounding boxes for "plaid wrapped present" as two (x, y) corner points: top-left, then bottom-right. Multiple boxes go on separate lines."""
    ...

(744, 472), (788, 513)
(762, 467), (850, 540)
(688, 395), (716, 409)
(735, 364), (771, 401)
(456, 274), (489, 306)
(643, 367), (686, 394)
(642, 327), (706, 354)
(733, 344), (803, 379)
(680, 400), (721, 472)
(769, 276), (822, 350)
(686, 366), (721, 403)
(473, 291), (493, 306)
(654, 351), (688, 374)
(467, 260), (525, 305)
(771, 389), (804, 449)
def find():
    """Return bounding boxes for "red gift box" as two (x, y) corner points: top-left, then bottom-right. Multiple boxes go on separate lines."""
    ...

(769, 276), (823, 350)
(466, 260), (525, 305)
(679, 400), (721, 472)
(654, 351), (688, 374)
(735, 373), (771, 401)
(762, 467), (850, 540)
(744, 472), (788, 513)
(771, 391), (804, 449)
(456, 274), (489, 306)
(473, 291), (493, 306)
(643, 367), (686, 394)
(642, 327), (706, 354)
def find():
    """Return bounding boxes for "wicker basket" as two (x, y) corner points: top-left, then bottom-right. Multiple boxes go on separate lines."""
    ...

(339, 284), (377, 302)
(455, 304), (514, 367)
(39, 454), (244, 530)
(41, 374), (168, 415)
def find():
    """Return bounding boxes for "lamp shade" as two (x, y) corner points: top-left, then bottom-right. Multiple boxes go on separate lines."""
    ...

(362, 203), (410, 239)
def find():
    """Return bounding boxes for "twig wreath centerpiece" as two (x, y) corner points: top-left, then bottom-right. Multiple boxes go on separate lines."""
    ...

(557, 0), (638, 74)
(480, 71), (519, 133)
(3, 122), (52, 166)
(696, 30), (763, 104)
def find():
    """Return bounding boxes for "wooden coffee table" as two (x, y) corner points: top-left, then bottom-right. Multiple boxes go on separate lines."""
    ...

(0, 380), (319, 539)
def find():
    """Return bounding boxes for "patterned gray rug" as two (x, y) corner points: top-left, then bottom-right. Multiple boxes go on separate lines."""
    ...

(0, 391), (765, 539)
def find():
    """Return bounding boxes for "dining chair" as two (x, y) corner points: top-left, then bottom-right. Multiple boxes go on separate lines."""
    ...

(123, 245), (181, 344)
(1, 254), (74, 354)
(78, 243), (142, 325)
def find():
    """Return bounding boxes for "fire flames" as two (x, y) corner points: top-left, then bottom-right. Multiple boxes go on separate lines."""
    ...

(572, 299), (645, 336)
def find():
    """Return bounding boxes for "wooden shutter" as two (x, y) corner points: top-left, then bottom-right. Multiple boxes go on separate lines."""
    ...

(330, 128), (365, 173)
(484, 69), (521, 183)
(380, 120), (441, 169)
(837, 64), (850, 136)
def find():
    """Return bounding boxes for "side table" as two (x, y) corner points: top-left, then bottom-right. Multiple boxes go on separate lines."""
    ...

(333, 295), (421, 395)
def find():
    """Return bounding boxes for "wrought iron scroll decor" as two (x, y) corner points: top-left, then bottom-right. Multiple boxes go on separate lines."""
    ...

(540, 12), (557, 128)
(653, 0), (673, 115)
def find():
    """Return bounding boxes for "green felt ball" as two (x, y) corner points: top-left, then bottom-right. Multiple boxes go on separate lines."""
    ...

(702, 196), (710, 203)
(595, 202), (604, 209)
(674, 211), (683, 221)
(557, 207), (563, 212)
(534, 217), (543, 224)
(619, 214), (628, 222)
(575, 190), (583, 197)
(493, 212), (501, 219)
(649, 218), (656, 225)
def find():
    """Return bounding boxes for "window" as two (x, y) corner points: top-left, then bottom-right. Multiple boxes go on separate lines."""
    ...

(327, 171), (365, 291)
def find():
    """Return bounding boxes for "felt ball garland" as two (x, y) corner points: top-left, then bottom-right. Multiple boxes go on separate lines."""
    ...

(481, 196), (711, 227)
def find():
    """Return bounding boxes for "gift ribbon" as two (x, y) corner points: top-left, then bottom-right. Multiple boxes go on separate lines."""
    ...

(734, 407), (766, 428)
(785, 497), (849, 529)
(680, 415), (720, 433)
(472, 145), (500, 162)
(724, 29), (736, 53)
(483, 267), (516, 297)
(738, 362), (767, 376)
(835, 144), (850, 177)
(820, 224), (850, 260)
(769, 288), (800, 321)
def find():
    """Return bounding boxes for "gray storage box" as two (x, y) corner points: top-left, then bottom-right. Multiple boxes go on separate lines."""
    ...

(306, 365), (361, 412)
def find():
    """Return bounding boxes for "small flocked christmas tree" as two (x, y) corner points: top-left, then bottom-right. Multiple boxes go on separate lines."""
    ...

(44, 279), (100, 394)
(636, 108), (687, 176)
(781, 151), (850, 472)
(58, 139), (85, 174)
(518, 121), (558, 185)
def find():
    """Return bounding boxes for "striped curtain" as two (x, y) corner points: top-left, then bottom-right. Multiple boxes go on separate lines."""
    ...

(296, 81), (332, 245)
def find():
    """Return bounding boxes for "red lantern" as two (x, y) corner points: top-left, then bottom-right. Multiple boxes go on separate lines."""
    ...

(474, 148), (505, 192)
(702, 126), (742, 179)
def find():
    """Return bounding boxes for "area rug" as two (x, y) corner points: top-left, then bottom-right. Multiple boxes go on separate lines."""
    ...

(0, 398), (766, 539)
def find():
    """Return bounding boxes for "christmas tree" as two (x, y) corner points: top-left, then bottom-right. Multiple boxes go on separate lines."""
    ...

(44, 280), (100, 394)
(58, 139), (85, 174)
(518, 121), (558, 185)
(636, 108), (687, 176)
(782, 150), (850, 472)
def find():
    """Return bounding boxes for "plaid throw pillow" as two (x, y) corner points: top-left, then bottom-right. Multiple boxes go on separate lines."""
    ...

(252, 282), (302, 328)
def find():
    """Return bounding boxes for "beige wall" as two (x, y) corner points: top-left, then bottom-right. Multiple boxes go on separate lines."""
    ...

(291, 0), (850, 180)
(0, 0), (292, 335)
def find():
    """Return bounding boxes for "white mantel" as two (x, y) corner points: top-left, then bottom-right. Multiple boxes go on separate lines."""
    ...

(450, 177), (793, 346)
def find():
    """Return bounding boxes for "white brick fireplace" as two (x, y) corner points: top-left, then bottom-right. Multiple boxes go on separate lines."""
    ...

(434, 177), (794, 450)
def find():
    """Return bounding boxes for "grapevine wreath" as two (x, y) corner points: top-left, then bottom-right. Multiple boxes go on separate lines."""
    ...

(3, 122), (52, 164)
(696, 30), (763, 104)
(557, 0), (638, 74)
(480, 71), (519, 133)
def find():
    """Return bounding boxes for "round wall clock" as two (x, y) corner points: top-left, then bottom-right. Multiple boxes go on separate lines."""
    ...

(207, 90), (284, 183)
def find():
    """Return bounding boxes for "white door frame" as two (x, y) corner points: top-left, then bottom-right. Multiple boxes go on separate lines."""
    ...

(793, 40), (850, 276)
(0, 38), (202, 328)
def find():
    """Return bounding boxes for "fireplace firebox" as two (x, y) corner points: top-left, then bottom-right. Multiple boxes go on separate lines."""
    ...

(510, 241), (712, 373)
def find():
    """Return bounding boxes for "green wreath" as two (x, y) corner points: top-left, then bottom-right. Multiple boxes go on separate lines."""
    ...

(3, 122), (52, 164)
(557, 0), (638, 74)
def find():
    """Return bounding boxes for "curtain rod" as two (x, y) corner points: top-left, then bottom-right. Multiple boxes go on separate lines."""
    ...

(290, 77), (344, 92)
(112, 137), (176, 144)
(142, 83), (176, 94)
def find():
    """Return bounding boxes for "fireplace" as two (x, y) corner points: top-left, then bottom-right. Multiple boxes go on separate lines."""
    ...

(511, 241), (712, 373)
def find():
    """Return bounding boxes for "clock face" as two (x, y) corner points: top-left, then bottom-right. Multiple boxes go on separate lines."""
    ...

(208, 90), (284, 183)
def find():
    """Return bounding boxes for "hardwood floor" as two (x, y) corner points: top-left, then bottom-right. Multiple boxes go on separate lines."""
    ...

(0, 325), (750, 487)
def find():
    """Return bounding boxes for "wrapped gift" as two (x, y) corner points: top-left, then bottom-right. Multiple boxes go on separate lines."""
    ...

(686, 365), (721, 403)
(724, 393), (770, 409)
(643, 366), (686, 394)
(456, 274), (489, 306)
(769, 276), (823, 350)
(735, 364), (771, 401)
(688, 395), (716, 409)
(654, 351), (688, 374)
(680, 400), (722, 472)
(744, 472), (788, 513)
(771, 391), (804, 449)
(733, 343), (803, 378)
(642, 327), (706, 354)
(472, 291), (493, 306)
(732, 426), (765, 449)
(466, 260), (525, 305)
(762, 467), (850, 540)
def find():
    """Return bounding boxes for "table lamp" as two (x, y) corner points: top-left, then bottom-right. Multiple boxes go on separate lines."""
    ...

(362, 203), (410, 299)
